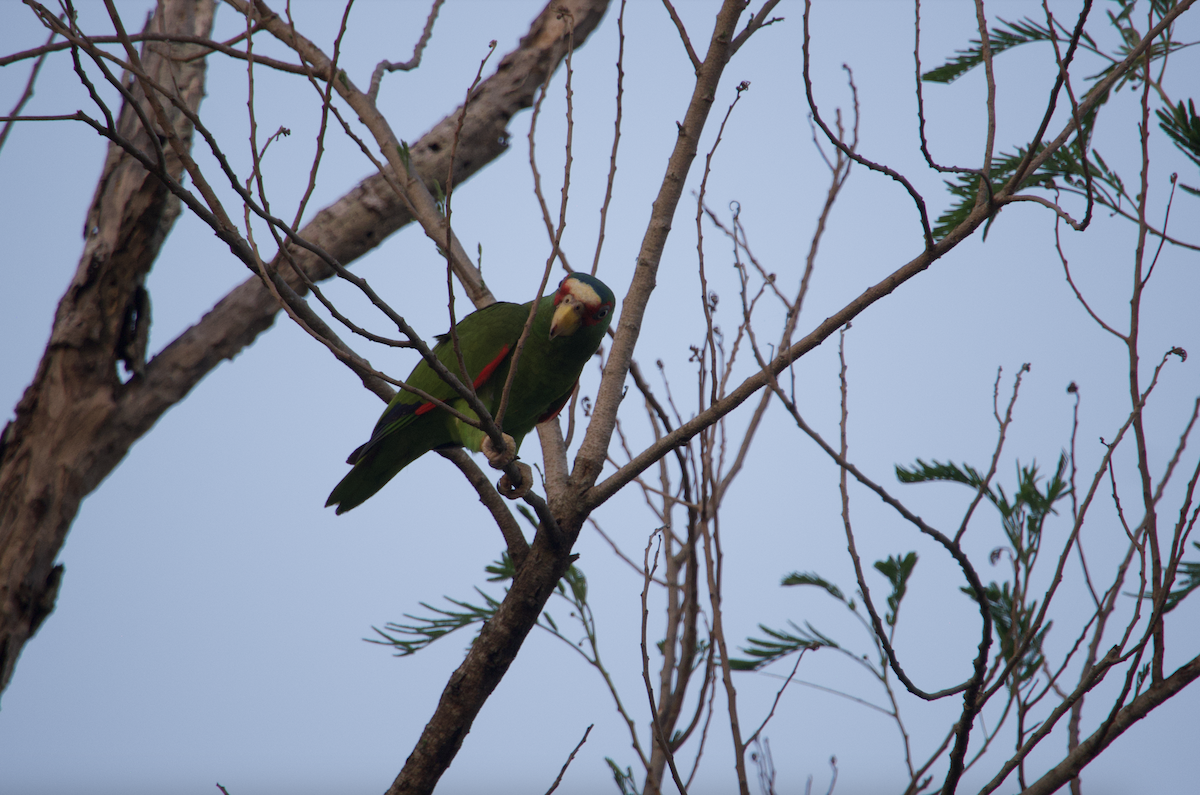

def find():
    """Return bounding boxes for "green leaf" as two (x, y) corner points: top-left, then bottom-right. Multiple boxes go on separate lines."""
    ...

(1089, 31), (1184, 96)
(897, 458), (986, 488)
(1110, 1), (1137, 25)
(730, 621), (837, 671)
(991, 455), (1071, 551)
(430, 179), (446, 215)
(928, 135), (1128, 241)
(486, 552), (516, 581)
(922, 17), (1070, 84)
(961, 580), (1050, 683)
(367, 589), (502, 657)
(1158, 99), (1200, 170)
(781, 571), (845, 602)
(874, 552), (918, 627)
(563, 564), (588, 605)
(900, 453), (1069, 555)
(1162, 543), (1200, 613)
(605, 758), (638, 795)
(1134, 661), (1151, 699)
(372, 554), (588, 657)
(515, 504), (539, 530)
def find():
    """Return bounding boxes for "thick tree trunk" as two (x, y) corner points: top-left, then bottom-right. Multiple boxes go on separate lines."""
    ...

(0, 0), (610, 701)
(0, 0), (217, 698)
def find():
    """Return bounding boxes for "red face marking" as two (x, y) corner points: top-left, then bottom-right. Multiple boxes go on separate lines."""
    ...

(581, 302), (613, 326)
(553, 279), (572, 306)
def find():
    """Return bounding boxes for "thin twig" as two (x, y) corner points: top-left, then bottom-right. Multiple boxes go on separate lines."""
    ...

(542, 724), (593, 795)
(954, 364), (1031, 544)
(439, 448), (529, 569)
(590, 0), (626, 276)
(0, 19), (58, 155)
(641, 531), (690, 794)
(367, 0), (444, 102)
(661, 0), (701, 71)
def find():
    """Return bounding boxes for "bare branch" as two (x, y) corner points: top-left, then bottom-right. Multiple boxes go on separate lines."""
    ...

(367, 0), (445, 102)
(0, 18), (58, 155)
(575, 0), (750, 490)
(661, 0), (701, 72)
(438, 448), (529, 569)
(542, 724), (593, 795)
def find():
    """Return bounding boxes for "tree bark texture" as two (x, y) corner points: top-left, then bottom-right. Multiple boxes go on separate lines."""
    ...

(0, 0), (217, 698)
(0, 0), (610, 700)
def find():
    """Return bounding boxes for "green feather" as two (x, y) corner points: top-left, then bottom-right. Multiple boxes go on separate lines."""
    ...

(327, 273), (615, 514)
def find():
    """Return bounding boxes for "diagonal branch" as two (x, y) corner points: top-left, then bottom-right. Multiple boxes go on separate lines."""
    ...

(583, 0), (1194, 515)
(0, 0), (216, 700)
(573, 0), (751, 494)
(0, 0), (611, 702)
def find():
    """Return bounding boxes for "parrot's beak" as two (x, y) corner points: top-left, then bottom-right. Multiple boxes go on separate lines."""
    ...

(549, 299), (583, 339)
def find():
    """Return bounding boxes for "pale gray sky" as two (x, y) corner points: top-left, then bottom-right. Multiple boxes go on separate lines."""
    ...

(2, 2), (1198, 794)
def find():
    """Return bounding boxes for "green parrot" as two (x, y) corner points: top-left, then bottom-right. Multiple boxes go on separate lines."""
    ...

(326, 272), (616, 514)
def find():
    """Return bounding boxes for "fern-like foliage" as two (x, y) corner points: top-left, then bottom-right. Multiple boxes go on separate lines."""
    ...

(734, 553), (920, 671)
(605, 758), (639, 795)
(370, 552), (589, 657)
(896, 458), (987, 488)
(898, 454), (1070, 561)
(962, 580), (1052, 685)
(1163, 543), (1200, 614)
(928, 130), (1132, 240)
(1158, 98), (1200, 195)
(730, 621), (839, 671)
(995, 455), (1070, 551)
(901, 453), (1068, 685)
(922, 6), (1190, 240)
(922, 17), (1084, 84)
(368, 589), (502, 657)
(1089, 3), (1187, 96)
(874, 552), (919, 627)
(781, 570), (846, 602)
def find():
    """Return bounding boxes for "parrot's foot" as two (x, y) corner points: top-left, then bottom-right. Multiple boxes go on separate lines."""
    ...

(497, 462), (534, 500)
(482, 433), (518, 470)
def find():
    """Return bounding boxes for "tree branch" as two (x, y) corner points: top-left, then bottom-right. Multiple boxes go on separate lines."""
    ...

(0, 0), (611, 701)
(0, 0), (216, 700)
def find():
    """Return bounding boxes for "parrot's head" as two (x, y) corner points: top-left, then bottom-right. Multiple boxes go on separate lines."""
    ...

(549, 273), (615, 340)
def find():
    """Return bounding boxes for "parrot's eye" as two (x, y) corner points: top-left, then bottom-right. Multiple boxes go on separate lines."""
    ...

(595, 306), (610, 319)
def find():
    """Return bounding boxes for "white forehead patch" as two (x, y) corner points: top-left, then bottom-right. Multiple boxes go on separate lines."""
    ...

(567, 278), (602, 307)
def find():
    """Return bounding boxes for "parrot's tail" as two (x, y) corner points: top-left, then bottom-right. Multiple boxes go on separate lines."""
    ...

(325, 445), (423, 514)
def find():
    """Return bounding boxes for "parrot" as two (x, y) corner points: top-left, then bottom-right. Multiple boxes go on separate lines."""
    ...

(326, 272), (616, 514)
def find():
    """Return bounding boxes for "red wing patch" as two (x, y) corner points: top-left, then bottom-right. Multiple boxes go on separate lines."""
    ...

(411, 344), (512, 417)
(473, 344), (512, 389)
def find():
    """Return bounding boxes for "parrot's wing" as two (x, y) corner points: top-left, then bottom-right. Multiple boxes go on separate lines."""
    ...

(347, 301), (530, 464)
(536, 378), (578, 425)
(327, 302), (530, 513)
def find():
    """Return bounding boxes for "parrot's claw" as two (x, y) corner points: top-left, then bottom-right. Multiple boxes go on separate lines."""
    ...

(482, 433), (518, 470)
(497, 462), (534, 500)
